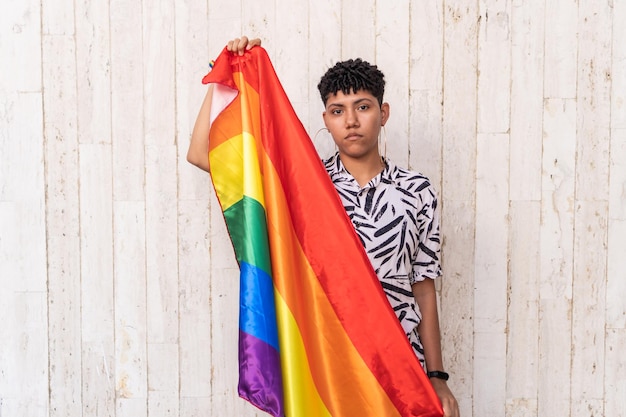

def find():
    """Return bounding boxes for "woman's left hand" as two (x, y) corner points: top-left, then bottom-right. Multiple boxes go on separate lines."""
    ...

(430, 378), (460, 417)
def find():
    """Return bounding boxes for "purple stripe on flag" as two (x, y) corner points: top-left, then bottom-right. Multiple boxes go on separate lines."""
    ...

(238, 330), (284, 417)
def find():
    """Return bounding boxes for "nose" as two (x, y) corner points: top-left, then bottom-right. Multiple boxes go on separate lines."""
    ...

(345, 108), (359, 128)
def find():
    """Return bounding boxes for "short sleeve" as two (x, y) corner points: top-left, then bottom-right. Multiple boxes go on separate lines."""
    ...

(410, 185), (442, 284)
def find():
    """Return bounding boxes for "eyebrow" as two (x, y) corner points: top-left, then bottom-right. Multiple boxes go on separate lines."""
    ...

(326, 97), (374, 108)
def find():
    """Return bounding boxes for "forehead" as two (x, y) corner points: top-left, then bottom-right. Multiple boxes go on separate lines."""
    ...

(325, 89), (378, 107)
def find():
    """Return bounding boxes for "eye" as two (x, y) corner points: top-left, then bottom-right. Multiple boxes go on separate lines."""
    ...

(331, 108), (343, 115)
(357, 104), (370, 111)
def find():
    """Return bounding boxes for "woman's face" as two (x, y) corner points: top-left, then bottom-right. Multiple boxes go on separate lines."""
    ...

(322, 89), (389, 161)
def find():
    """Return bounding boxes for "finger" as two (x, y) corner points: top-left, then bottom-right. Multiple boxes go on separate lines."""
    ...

(237, 36), (248, 55)
(246, 38), (262, 50)
(226, 38), (239, 52)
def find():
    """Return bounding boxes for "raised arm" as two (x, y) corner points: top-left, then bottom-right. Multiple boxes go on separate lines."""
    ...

(186, 36), (262, 173)
(187, 84), (214, 172)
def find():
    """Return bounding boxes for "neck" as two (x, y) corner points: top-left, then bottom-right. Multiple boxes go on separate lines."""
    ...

(339, 152), (385, 187)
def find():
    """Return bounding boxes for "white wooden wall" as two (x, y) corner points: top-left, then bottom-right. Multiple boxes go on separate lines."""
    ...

(1, 0), (624, 416)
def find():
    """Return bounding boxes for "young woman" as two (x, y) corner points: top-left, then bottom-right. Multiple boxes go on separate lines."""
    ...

(187, 36), (460, 417)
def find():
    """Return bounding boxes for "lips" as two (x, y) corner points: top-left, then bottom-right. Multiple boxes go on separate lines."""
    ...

(345, 133), (361, 140)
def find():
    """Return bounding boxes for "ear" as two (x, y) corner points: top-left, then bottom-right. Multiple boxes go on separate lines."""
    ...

(380, 102), (390, 126)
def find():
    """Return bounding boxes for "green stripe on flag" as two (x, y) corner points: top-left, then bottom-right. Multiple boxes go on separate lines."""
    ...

(223, 195), (272, 275)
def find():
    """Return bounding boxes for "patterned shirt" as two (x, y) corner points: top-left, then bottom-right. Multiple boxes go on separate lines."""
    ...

(324, 153), (442, 366)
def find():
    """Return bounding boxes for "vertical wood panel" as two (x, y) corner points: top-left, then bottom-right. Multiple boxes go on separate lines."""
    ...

(176, 4), (212, 414)
(571, 201), (607, 417)
(341, 0), (376, 62)
(0, 0), (48, 403)
(143, 0), (175, 148)
(308, 0), (341, 159)
(178, 199), (212, 398)
(509, 0), (544, 201)
(575, 0), (612, 201)
(376, 0), (410, 167)
(439, 201), (475, 415)
(0, 294), (48, 416)
(43, 33), (82, 417)
(114, 202), (148, 404)
(506, 201), (540, 417)
(111, 0), (145, 202)
(275, 0), (309, 114)
(177, 0), (211, 203)
(474, 133), (509, 417)
(441, 3), (479, 415)
(442, 2), (478, 202)
(409, 0), (444, 188)
(543, 0), (577, 98)
(75, 0), (111, 144)
(80, 144), (115, 415)
(612, 0), (626, 129)
(538, 98), (576, 417)
(145, 145), (180, 414)
(605, 329), (626, 416)
(607, 128), (626, 330)
(477, 0), (511, 134)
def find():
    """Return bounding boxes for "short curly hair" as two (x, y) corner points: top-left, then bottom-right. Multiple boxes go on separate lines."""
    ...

(317, 58), (385, 107)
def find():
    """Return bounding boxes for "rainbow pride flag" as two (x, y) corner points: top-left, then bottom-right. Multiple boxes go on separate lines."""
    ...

(202, 46), (443, 417)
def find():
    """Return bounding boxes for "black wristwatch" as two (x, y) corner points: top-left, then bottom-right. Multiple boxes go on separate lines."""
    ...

(427, 370), (449, 381)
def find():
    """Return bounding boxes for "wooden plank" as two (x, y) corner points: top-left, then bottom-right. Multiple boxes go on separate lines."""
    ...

(146, 145), (179, 344)
(145, 147), (179, 416)
(42, 38), (82, 417)
(612, 0), (626, 129)
(148, 343), (179, 393)
(79, 144), (115, 415)
(408, 0), (444, 188)
(543, 0), (577, 98)
(41, 0), (74, 35)
(474, 133), (509, 333)
(114, 201), (148, 400)
(477, 0), (511, 134)
(606, 129), (626, 329)
(506, 201), (540, 417)
(442, 1), (478, 203)
(575, 0), (612, 201)
(110, 0), (145, 201)
(570, 201), (608, 413)
(275, 0), (309, 106)
(176, 0), (211, 202)
(474, 133), (509, 417)
(75, 0), (111, 144)
(0, 293), (49, 416)
(143, 0), (175, 148)
(440, 4), (479, 415)
(178, 199), (212, 398)
(117, 398), (148, 417)
(341, 0), (376, 62)
(274, 2), (309, 131)
(242, 0), (274, 53)
(439, 201), (475, 416)
(538, 98), (576, 417)
(474, 332), (506, 417)
(308, 0), (341, 159)
(208, 0), (241, 50)
(605, 329), (626, 416)
(509, 0), (544, 201)
(180, 397), (212, 417)
(0, 91), (46, 292)
(0, 0), (41, 92)
(376, 0), (410, 167)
